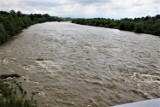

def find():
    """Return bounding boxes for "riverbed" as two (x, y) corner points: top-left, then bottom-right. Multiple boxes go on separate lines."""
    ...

(0, 22), (160, 107)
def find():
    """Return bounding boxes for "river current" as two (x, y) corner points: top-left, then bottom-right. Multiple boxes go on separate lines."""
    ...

(0, 22), (160, 107)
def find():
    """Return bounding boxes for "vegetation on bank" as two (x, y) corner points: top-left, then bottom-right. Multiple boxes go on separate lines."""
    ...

(0, 80), (37, 107)
(0, 10), (62, 44)
(1, 10), (159, 44)
(72, 15), (160, 36)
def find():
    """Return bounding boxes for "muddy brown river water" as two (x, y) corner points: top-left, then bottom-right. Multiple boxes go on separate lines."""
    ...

(0, 22), (160, 107)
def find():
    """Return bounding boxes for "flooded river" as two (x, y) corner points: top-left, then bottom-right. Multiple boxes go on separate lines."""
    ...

(0, 22), (160, 107)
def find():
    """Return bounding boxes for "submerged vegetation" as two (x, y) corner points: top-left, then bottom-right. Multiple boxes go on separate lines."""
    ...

(72, 15), (160, 36)
(0, 10), (62, 44)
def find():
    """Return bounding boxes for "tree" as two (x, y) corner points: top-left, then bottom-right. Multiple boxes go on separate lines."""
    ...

(135, 23), (144, 33)
(0, 17), (15, 36)
(0, 24), (7, 44)
(17, 11), (22, 17)
(153, 23), (160, 36)
(10, 10), (16, 17)
(128, 22), (135, 31)
(119, 21), (126, 30)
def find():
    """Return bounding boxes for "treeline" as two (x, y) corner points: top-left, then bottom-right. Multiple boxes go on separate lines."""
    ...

(72, 15), (160, 36)
(0, 10), (62, 44)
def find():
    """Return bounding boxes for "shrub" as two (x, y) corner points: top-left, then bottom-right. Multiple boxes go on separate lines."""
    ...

(135, 23), (144, 33)
(153, 23), (160, 36)
(128, 22), (135, 31)
(0, 24), (8, 44)
(119, 21), (126, 30)
(0, 80), (37, 107)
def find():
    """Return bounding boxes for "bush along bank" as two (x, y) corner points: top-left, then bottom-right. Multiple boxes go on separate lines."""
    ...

(0, 76), (37, 107)
(72, 15), (160, 36)
(0, 10), (63, 44)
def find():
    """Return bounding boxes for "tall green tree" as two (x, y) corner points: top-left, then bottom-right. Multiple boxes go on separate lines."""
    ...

(0, 24), (8, 44)
(135, 23), (144, 33)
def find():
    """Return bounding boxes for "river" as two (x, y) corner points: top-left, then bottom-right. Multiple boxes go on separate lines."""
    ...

(0, 22), (160, 107)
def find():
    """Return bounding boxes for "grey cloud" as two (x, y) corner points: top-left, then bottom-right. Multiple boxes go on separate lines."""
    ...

(111, 6), (128, 11)
(23, 0), (112, 7)
(73, 0), (112, 4)
(0, 0), (159, 18)
(132, 2), (143, 7)
(23, 0), (63, 7)
(153, 0), (160, 3)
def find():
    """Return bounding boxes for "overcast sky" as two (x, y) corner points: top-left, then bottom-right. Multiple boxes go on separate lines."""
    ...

(0, 0), (160, 18)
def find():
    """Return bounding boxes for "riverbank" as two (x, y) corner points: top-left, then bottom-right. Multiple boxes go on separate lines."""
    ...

(0, 22), (159, 107)
(0, 75), (37, 107)
(72, 15), (160, 36)
(0, 10), (62, 44)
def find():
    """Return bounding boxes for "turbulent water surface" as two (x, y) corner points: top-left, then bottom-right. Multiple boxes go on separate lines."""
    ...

(0, 22), (160, 107)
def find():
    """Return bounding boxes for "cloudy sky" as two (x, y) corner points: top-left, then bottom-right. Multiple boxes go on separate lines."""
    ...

(0, 0), (160, 18)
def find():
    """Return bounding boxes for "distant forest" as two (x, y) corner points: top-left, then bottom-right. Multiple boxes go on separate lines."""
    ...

(72, 15), (160, 36)
(0, 10), (63, 44)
